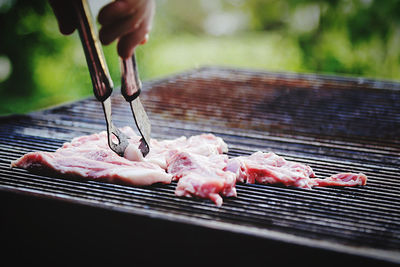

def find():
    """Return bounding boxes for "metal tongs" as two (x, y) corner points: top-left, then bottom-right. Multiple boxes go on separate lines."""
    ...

(73, 0), (151, 157)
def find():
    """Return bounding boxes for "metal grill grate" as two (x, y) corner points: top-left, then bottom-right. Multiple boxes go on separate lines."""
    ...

(1, 67), (399, 263)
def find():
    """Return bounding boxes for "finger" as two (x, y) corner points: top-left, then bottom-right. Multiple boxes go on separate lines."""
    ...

(99, 0), (155, 45)
(117, 22), (151, 58)
(117, 2), (154, 58)
(99, 0), (152, 45)
(99, 10), (143, 45)
(49, 0), (77, 35)
(98, 1), (130, 26)
(98, 0), (147, 26)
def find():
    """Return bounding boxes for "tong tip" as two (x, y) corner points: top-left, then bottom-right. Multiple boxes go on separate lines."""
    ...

(107, 124), (130, 157)
(139, 138), (150, 157)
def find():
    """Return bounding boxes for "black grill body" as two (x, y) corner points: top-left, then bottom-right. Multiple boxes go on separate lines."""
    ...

(1, 67), (399, 265)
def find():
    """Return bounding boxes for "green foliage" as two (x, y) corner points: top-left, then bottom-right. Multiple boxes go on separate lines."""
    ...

(0, 0), (399, 115)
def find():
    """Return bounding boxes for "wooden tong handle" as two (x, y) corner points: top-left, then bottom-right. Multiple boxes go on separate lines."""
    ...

(121, 54), (142, 102)
(73, 0), (113, 102)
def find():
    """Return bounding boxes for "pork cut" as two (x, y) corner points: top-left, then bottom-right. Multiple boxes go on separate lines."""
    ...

(11, 128), (172, 186)
(124, 133), (228, 169)
(310, 173), (367, 187)
(225, 151), (315, 188)
(11, 127), (230, 193)
(167, 152), (236, 206)
(12, 126), (367, 206)
(225, 151), (367, 188)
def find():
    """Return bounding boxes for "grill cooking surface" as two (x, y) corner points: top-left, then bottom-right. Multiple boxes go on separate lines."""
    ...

(1, 67), (399, 262)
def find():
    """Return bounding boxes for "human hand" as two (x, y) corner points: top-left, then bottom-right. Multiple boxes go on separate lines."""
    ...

(49, 0), (155, 59)
(98, 0), (155, 58)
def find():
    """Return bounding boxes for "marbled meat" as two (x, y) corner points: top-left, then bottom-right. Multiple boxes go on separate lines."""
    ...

(167, 152), (236, 206)
(225, 151), (367, 188)
(11, 128), (172, 186)
(12, 127), (367, 206)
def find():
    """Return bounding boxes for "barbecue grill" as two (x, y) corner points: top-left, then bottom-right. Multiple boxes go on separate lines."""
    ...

(1, 67), (399, 265)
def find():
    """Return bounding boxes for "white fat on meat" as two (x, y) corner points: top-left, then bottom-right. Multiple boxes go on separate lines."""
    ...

(124, 133), (229, 170)
(124, 144), (144, 162)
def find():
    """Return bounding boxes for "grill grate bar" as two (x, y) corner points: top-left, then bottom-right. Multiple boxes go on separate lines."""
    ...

(3, 162), (399, 229)
(2, 171), (399, 249)
(29, 111), (400, 154)
(4, 118), (399, 168)
(3, 138), (399, 188)
(143, 83), (400, 117)
(8, 107), (400, 151)
(3, 164), (398, 222)
(38, 92), (400, 143)
(2, 138), (399, 196)
(21, 115), (398, 168)
(56, 103), (400, 142)
(142, 97), (400, 125)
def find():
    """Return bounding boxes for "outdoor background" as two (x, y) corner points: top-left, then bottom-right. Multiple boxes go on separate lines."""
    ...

(1, 0), (399, 115)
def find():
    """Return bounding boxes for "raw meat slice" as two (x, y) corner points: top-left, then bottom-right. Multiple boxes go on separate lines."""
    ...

(11, 129), (172, 186)
(167, 151), (236, 206)
(12, 151), (171, 186)
(11, 126), (367, 207)
(310, 173), (367, 187)
(226, 151), (316, 189)
(167, 152), (229, 181)
(11, 127), (228, 188)
(125, 133), (228, 169)
(225, 151), (367, 189)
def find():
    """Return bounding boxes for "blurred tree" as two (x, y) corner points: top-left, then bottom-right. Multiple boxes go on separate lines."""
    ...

(0, 0), (50, 97)
(0, 0), (91, 114)
(0, 0), (399, 115)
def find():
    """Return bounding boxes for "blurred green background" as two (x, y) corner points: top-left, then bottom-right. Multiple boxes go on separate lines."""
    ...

(1, 0), (400, 115)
